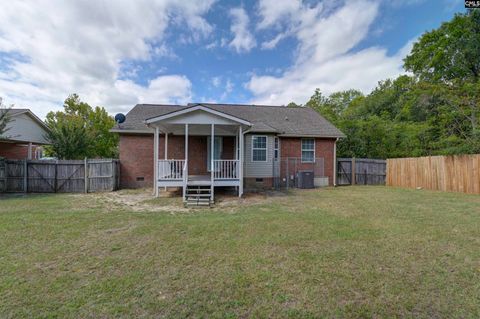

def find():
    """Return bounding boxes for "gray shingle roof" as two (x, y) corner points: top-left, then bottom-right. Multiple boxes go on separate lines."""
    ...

(113, 103), (345, 138)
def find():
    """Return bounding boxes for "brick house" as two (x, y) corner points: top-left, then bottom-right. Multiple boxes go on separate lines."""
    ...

(112, 103), (344, 204)
(0, 109), (50, 159)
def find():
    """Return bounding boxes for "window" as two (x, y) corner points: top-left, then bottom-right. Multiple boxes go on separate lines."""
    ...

(252, 136), (267, 162)
(274, 137), (279, 160)
(301, 138), (315, 163)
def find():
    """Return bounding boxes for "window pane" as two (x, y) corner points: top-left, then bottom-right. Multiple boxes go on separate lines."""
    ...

(302, 139), (314, 150)
(253, 149), (266, 161)
(302, 150), (314, 162)
(253, 136), (266, 149)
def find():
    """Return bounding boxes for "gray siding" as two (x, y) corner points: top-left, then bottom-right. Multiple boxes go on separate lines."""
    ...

(244, 134), (274, 178)
(6, 114), (49, 144)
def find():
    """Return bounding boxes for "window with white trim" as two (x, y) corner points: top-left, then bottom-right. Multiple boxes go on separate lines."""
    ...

(252, 136), (267, 162)
(274, 137), (279, 160)
(301, 138), (315, 163)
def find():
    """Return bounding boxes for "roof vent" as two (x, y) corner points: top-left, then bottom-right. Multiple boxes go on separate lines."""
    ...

(285, 116), (289, 121)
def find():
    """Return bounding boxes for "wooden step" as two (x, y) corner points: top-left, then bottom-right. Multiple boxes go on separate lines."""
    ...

(186, 193), (211, 197)
(187, 190), (211, 193)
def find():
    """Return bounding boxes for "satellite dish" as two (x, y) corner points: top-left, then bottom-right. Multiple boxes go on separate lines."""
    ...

(115, 113), (126, 124)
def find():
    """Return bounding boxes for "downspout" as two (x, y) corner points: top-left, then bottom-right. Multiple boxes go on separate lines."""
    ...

(333, 137), (339, 187)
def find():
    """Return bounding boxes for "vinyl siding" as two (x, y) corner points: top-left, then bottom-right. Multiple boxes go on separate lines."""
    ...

(6, 114), (49, 144)
(244, 134), (274, 178)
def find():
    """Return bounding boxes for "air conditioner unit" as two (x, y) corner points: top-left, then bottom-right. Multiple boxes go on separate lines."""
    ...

(297, 170), (314, 189)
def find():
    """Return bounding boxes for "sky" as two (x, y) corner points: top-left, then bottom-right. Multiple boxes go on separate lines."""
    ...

(0, 0), (466, 119)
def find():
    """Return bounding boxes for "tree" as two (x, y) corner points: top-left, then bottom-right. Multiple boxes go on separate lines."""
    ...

(45, 94), (118, 159)
(304, 10), (480, 159)
(0, 97), (12, 139)
(286, 102), (300, 108)
(404, 9), (480, 152)
(404, 10), (480, 84)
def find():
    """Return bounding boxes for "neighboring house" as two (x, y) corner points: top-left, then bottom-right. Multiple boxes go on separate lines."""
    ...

(112, 103), (344, 204)
(0, 109), (50, 160)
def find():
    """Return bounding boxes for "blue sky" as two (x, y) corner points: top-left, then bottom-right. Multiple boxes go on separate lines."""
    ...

(0, 0), (466, 118)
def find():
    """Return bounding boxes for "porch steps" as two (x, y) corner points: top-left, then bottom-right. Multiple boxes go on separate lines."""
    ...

(185, 185), (213, 207)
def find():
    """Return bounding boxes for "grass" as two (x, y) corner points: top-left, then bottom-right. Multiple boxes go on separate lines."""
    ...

(1, 186), (480, 318)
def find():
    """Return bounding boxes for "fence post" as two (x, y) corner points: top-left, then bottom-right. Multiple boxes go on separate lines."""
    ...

(351, 157), (356, 186)
(111, 160), (114, 191)
(54, 160), (58, 193)
(23, 159), (27, 193)
(364, 169), (367, 185)
(84, 158), (88, 193)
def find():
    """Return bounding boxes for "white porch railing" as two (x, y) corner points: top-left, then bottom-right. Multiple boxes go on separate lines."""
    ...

(212, 160), (240, 180)
(158, 159), (185, 180)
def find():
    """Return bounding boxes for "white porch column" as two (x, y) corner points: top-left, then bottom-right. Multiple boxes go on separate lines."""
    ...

(153, 127), (159, 197)
(185, 124), (189, 163)
(183, 124), (188, 201)
(210, 124), (215, 202)
(27, 142), (33, 160)
(239, 126), (244, 197)
(164, 132), (168, 191)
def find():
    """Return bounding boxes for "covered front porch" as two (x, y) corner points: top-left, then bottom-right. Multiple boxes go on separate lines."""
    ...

(145, 105), (250, 204)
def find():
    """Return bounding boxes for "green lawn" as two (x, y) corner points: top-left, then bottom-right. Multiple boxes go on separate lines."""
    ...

(1, 187), (480, 318)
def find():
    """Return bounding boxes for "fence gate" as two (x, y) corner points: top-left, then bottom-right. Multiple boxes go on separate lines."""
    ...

(337, 158), (386, 186)
(0, 159), (6, 192)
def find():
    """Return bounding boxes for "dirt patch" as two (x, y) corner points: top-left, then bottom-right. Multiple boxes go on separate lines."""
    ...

(92, 189), (189, 213)
(91, 188), (285, 213)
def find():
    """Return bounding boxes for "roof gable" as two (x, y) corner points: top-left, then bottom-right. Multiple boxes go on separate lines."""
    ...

(145, 104), (251, 126)
(3, 109), (50, 144)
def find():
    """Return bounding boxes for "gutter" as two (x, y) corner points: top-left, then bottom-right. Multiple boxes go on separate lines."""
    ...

(333, 137), (339, 187)
(109, 129), (153, 134)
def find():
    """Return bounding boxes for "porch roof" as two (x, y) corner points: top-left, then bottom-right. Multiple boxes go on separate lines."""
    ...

(144, 104), (252, 126)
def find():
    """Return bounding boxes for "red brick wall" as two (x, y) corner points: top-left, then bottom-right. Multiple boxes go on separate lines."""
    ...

(119, 134), (155, 188)
(0, 142), (41, 159)
(279, 137), (336, 186)
(119, 134), (236, 189)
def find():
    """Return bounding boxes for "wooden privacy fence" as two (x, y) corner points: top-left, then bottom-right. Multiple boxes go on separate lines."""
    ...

(337, 158), (386, 186)
(0, 159), (119, 193)
(387, 155), (480, 194)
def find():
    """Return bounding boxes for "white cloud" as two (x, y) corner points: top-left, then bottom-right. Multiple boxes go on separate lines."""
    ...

(211, 76), (221, 88)
(247, 0), (411, 105)
(229, 7), (256, 53)
(0, 0), (214, 118)
(257, 0), (302, 30)
(261, 33), (289, 50)
(113, 75), (192, 106)
(221, 79), (234, 100)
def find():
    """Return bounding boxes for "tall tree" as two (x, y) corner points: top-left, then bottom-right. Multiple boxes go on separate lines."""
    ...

(404, 10), (480, 84)
(404, 9), (480, 150)
(45, 94), (118, 159)
(0, 97), (12, 139)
